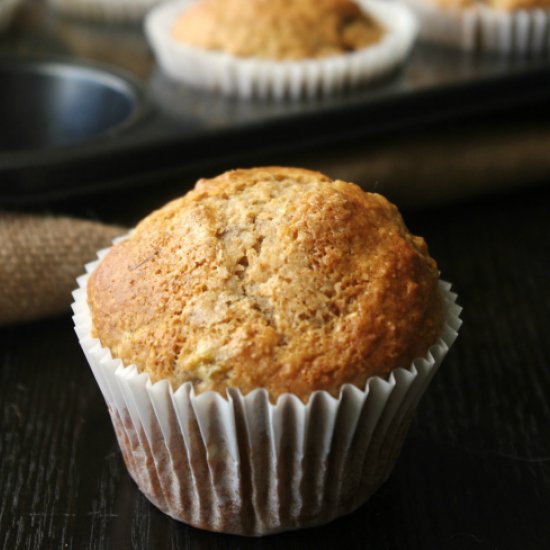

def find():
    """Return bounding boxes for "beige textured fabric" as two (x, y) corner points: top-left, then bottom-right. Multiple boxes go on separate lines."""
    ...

(0, 212), (124, 326)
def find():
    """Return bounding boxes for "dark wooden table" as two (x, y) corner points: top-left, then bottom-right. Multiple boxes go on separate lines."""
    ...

(1, 179), (549, 549)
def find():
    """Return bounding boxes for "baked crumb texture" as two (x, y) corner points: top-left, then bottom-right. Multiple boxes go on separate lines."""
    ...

(171, 0), (383, 60)
(89, 167), (443, 401)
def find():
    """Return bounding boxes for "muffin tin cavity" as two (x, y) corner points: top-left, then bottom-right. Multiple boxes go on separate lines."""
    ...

(0, 59), (141, 151)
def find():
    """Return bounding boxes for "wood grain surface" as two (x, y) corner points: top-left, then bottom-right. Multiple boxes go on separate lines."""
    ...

(1, 183), (549, 549)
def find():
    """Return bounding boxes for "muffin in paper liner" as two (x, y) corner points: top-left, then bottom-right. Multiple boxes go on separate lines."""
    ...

(48, 0), (165, 23)
(72, 237), (461, 536)
(403, 0), (550, 53)
(0, 0), (22, 32)
(144, 0), (418, 100)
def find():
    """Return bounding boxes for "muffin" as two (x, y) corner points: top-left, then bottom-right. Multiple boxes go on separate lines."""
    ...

(171, 0), (383, 60)
(403, 0), (550, 52)
(73, 166), (461, 535)
(145, 0), (417, 99)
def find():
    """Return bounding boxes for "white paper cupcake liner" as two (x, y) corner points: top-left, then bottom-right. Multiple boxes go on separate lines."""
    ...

(49, 0), (165, 23)
(404, 0), (550, 53)
(144, 0), (418, 100)
(72, 239), (461, 536)
(0, 0), (22, 32)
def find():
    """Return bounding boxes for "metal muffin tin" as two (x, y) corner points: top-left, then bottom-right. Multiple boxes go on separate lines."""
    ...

(0, 3), (550, 206)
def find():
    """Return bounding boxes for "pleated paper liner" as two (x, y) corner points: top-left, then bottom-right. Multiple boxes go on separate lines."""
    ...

(72, 242), (461, 536)
(404, 0), (550, 53)
(145, 0), (418, 99)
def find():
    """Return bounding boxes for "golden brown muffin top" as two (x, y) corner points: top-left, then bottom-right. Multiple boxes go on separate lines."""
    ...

(171, 0), (383, 60)
(88, 167), (443, 401)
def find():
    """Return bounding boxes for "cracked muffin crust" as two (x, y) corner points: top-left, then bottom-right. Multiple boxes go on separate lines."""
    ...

(88, 167), (443, 401)
(171, 0), (383, 60)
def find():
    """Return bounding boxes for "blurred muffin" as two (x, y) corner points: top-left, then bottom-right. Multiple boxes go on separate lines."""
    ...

(403, 0), (550, 52)
(171, 0), (383, 60)
(145, 0), (417, 99)
(74, 167), (461, 535)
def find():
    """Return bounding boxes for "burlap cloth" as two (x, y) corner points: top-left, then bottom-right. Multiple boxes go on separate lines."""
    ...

(1, 118), (549, 326)
(0, 212), (124, 326)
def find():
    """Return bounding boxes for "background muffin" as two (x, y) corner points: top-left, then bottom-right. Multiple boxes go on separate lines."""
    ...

(145, 0), (417, 99)
(403, 0), (550, 53)
(171, 0), (383, 60)
(74, 167), (461, 535)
